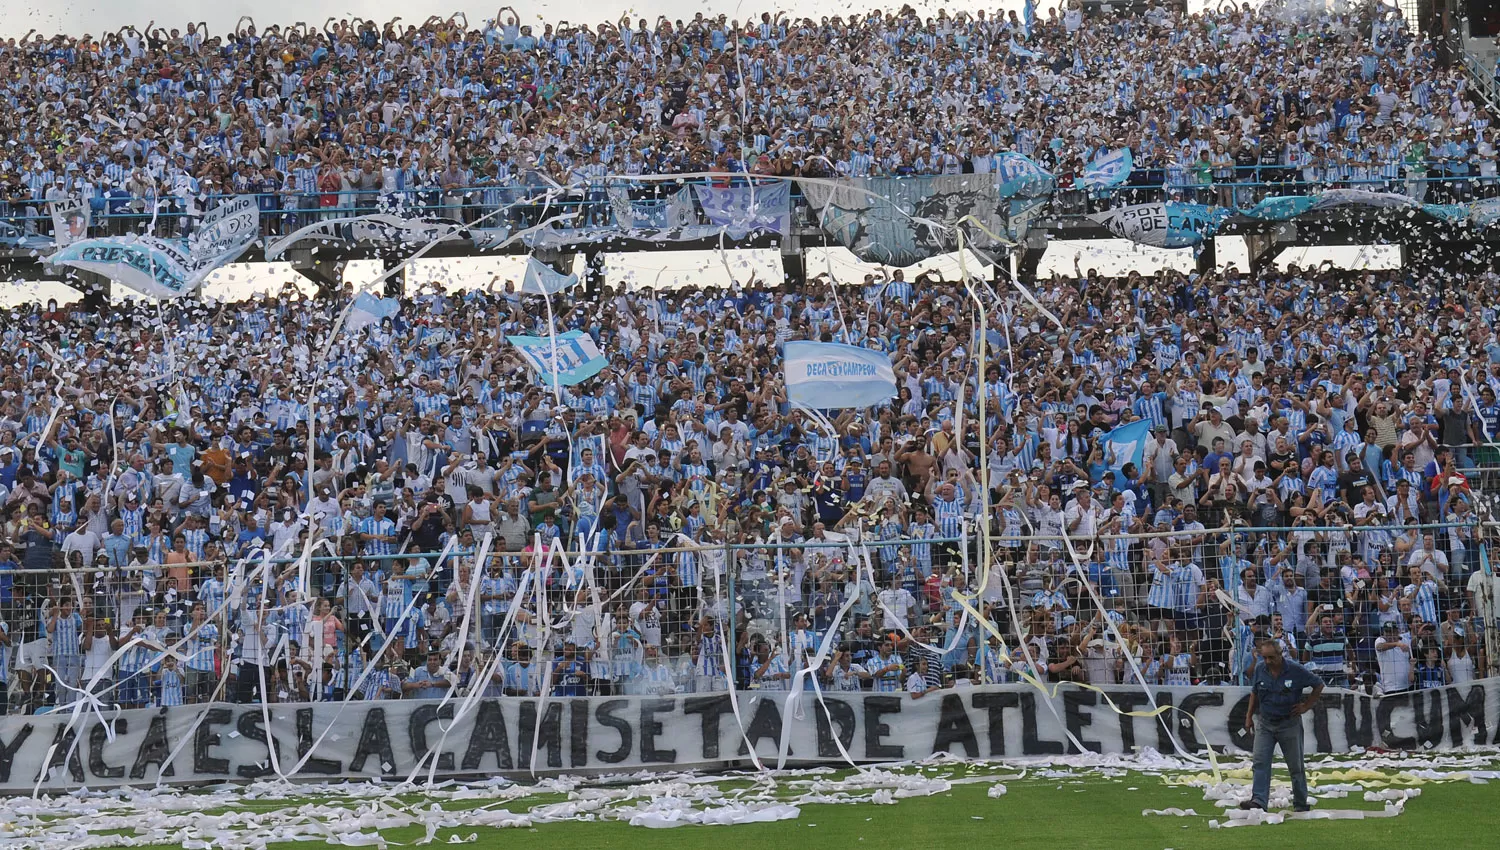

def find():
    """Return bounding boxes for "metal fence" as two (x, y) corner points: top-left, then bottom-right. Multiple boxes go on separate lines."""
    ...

(4, 164), (1498, 243)
(8, 517), (1496, 716)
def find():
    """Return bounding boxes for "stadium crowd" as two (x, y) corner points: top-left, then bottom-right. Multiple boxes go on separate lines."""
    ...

(0, 1), (1495, 716)
(0, 1), (1493, 238)
(0, 253), (1496, 713)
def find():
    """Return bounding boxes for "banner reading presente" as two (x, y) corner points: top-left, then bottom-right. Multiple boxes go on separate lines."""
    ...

(46, 195), (260, 299)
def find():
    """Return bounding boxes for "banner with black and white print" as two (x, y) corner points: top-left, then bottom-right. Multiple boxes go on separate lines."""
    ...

(264, 214), (466, 260)
(4, 681), (1496, 791)
(47, 197), (91, 247)
(45, 195), (260, 299)
(801, 175), (1014, 267)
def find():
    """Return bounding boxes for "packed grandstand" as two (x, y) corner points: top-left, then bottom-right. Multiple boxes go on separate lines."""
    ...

(0, 1), (1494, 729)
(0, 0), (1491, 234)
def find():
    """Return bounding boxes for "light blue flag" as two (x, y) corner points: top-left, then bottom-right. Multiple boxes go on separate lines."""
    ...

(1023, 0), (1036, 38)
(1102, 418), (1152, 475)
(508, 329), (609, 387)
(346, 292), (400, 332)
(1089, 202), (1227, 249)
(1007, 38), (1041, 60)
(784, 341), (897, 409)
(1082, 147), (1134, 190)
(693, 182), (791, 238)
(993, 152), (1054, 198)
(1471, 197), (1500, 229)
(1421, 204), (1470, 223)
(520, 257), (581, 295)
(1240, 194), (1318, 221)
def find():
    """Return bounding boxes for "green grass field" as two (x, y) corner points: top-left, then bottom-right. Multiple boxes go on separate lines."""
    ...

(69, 757), (1494, 850)
(502, 775), (1500, 850)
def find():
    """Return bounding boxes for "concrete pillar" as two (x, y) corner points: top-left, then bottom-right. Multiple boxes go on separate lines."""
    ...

(1195, 238), (1217, 275)
(76, 270), (111, 312)
(382, 256), (404, 298)
(1244, 233), (1278, 275)
(583, 250), (605, 296)
(41, 262), (110, 311)
(284, 247), (347, 299)
(781, 248), (806, 287)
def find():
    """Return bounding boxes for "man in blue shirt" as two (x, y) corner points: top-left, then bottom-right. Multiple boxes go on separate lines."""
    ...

(1241, 637), (1324, 812)
(402, 651), (453, 700)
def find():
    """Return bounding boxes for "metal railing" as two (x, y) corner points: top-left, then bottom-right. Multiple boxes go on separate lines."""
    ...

(4, 164), (1499, 245)
(7, 516), (1495, 714)
(1459, 47), (1500, 116)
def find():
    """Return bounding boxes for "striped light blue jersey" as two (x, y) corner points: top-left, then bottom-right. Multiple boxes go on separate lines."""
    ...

(51, 611), (83, 658)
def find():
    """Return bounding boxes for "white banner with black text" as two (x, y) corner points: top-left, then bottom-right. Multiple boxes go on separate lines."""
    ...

(2, 681), (1496, 791)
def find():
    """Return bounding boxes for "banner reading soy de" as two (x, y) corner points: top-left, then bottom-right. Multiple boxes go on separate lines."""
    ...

(1089, 202), (1227, 249)
(784, 341), (897, 409)
(2, 682), (1496, 790)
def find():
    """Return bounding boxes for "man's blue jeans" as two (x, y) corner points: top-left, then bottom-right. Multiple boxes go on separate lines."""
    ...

(1251, 713), (1309, 807)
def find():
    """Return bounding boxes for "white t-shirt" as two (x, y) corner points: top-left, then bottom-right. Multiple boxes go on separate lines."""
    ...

(1063, 499), (1101, 539)
(1081, 643), (1120, 685)
(629, 600), (663, 646)
(1034, 504), (1064, 549)
(568, 606), (600, 648)
(1376, 638), (1412, 692)
(61, 529), (102, 566)
(1448, 651), (1476, 684)
(82, 632), (116, 681)
(307, 495), (342, 520)
(1408, 547), (1448, 579)
(1469, 570), (1500, 622)
(877, 588), (916, 631)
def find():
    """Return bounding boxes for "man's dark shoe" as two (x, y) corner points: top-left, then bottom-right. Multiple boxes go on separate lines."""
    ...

(1293, 803), (1311, 813)
(1238, 800), (1264, 810)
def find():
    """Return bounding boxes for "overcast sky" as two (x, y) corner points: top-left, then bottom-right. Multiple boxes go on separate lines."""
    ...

(0, 1), (1054, 38)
